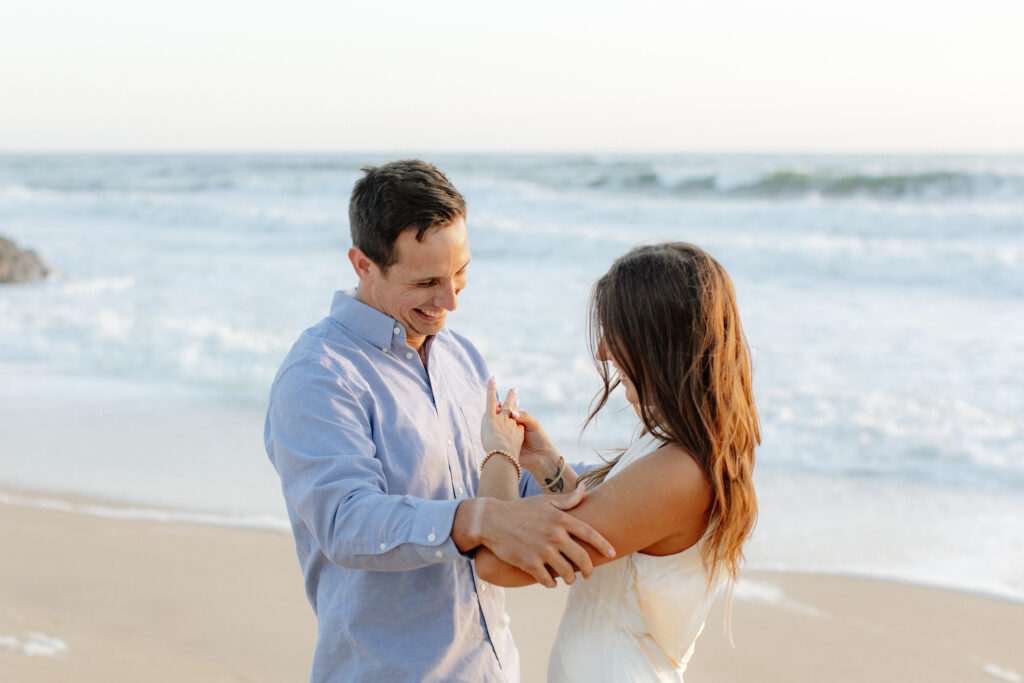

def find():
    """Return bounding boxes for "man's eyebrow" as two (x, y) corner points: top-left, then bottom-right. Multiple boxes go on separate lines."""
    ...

(409, 258), (472, 282)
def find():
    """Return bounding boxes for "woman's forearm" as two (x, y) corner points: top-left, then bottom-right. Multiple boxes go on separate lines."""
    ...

(478, 450), (522, 500)
(527, 453), (580, 495)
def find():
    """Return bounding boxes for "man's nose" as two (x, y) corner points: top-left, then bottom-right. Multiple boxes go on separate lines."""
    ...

(435, 281), (458, 311)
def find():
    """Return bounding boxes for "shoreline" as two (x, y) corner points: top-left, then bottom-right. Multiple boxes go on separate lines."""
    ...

(3, 484), (1023, 607)
(2, 487), (1023, 682)
(3, 367), (1023, 608)
(0, 487), (291, 532)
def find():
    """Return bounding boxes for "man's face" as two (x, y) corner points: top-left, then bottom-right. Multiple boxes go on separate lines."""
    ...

(354, 217), (470, 350)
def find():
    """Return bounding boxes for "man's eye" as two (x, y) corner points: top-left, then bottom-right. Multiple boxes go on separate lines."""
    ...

(417, 281), (435, 288)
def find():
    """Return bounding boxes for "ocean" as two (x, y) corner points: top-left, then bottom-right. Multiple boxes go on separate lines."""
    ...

(1, 152), (1022, 601)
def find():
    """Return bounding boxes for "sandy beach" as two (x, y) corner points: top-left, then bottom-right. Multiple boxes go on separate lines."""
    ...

(2, 488), (1022, 683)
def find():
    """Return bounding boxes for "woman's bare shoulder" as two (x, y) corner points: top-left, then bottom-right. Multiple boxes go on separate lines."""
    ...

(637, 443), (712, 554)
(623, 441), (710, 498)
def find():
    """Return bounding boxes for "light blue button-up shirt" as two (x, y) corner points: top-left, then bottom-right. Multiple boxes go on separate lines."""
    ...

(266, 291), (542, 682)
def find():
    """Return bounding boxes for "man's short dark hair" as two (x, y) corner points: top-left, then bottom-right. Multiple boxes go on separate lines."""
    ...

(349, 160), (467, 274)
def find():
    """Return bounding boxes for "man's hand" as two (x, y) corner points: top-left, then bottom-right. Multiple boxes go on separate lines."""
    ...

(452, 493), (615, 588)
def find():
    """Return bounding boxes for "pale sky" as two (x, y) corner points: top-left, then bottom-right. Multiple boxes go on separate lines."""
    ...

(1, 0), (1022, 152)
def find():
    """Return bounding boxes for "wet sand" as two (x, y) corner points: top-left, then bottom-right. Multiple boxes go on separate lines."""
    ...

(2, 490), (1022, 682)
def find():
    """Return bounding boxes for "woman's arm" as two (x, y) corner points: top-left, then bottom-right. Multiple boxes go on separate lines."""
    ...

(478, 382), (525, 501)
(475, 442), (712, 587)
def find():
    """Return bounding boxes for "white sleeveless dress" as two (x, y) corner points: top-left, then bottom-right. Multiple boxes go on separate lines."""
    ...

(548, 437), (724, 682)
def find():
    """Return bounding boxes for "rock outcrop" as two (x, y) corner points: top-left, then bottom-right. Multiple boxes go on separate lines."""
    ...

(0, 236), (54, 284)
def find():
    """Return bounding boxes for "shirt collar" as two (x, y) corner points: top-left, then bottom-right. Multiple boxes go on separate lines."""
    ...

(329, 289), (404, 353)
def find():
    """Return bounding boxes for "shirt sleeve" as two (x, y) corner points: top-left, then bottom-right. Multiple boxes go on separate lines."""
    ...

(266, 360), (463, 571)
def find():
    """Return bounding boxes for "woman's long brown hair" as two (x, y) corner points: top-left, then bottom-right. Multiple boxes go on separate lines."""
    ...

(579, 242), (760, 584)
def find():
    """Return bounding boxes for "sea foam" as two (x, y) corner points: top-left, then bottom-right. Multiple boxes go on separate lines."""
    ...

(0, 632), (68, 658)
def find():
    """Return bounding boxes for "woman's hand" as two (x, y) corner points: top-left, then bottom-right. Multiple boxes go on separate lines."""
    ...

(484, 379), (577, 492)
(511, 409), (562, 480)
(481, 377), (524, 457)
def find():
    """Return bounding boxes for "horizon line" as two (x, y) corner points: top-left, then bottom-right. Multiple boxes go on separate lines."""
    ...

(2, 148), (1024, 156)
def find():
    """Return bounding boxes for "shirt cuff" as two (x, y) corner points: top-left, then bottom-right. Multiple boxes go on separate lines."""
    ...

(410, 498), (463, 563)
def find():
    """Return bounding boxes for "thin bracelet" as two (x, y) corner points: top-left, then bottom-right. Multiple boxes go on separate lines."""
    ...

(481, 449), (522, 481)
(542, 456), (566, 493)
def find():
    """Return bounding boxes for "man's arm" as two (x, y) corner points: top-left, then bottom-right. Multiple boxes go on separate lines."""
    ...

(450, 493), (614, 588)
(266, 361), (463, 571)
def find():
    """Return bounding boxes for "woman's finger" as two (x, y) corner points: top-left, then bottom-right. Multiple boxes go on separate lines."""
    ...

(511, 409), (536, 427)
(501, 386), (517, 414)
(549, 482), (586, 511)
(485, 375), (499, 415)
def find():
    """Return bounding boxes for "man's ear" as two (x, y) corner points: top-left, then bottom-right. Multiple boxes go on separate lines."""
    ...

(348, 247), (376, 283)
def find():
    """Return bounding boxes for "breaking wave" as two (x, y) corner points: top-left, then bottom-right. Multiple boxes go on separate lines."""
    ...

(583, 167), (1024, 200)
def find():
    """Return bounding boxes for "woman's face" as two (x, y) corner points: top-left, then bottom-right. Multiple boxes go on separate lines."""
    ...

(597, 337), (639, 405)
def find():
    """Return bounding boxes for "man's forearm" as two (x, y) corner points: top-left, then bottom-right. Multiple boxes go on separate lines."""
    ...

(460, 493), (615, 587)
(451, 497), (485, 553)
(286, 485), (465, 571)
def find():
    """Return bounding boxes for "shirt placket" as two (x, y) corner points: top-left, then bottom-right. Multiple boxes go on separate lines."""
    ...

(425, 353), (468, 501)
(421, 340), (509, 674)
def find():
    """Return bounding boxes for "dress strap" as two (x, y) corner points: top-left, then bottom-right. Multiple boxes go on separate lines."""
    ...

(610, 434), (662, 474)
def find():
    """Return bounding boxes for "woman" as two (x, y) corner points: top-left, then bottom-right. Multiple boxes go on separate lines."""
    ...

(475, 242), (760, 681)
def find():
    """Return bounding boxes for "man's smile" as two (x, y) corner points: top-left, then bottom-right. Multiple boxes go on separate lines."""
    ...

(415, 308), (445, 320)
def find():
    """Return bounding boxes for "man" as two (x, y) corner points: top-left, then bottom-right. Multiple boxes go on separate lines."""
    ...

(264, 160), (612, 682)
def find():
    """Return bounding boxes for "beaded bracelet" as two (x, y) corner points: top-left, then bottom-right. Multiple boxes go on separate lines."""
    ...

(481, 449), (522, 481)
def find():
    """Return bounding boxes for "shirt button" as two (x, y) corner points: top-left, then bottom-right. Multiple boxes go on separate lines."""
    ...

(379, 543), (386, 550)
(380, 346), (388, 353)
(479, 582), (488, 592)
(457, 485), (464, 495)
(447, 438), (453, 446)
(393, 327), (401, 335)
(406, 351), (414, 359)
(427, 533), (437, 542)
(434, 550), (444, 559)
